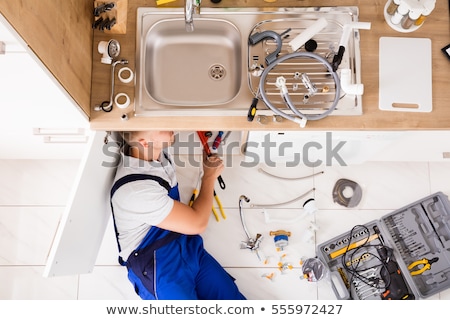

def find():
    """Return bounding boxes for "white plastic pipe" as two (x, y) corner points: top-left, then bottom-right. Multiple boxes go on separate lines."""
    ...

(339, 22), (371, 47)
(288, 18), (328, 52)
(340, 68), (364, 95)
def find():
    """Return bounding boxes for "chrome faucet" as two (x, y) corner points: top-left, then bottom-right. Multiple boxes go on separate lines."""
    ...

(239, 195), (264, 260)
(185, 0), (201, 32)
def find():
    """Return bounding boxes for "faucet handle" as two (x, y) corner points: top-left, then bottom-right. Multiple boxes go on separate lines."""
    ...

(194, 0), (201, 14)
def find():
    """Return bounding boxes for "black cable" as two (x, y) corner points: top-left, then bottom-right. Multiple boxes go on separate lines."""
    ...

(340, 225), (392, 296)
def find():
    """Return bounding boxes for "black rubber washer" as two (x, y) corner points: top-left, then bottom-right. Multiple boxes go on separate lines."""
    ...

(305, 39), (318, 52)
(332, 178), (362, 208)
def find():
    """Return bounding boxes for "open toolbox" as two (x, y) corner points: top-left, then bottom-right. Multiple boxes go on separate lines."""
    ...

(317, 192), (450, 300)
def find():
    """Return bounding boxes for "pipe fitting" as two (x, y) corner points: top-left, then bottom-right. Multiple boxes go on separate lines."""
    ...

(340, 68), (364, 95)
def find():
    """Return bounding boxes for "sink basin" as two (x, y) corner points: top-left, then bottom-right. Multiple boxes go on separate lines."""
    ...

(144, 18), (241, 106)
(135, 7), (363, 117)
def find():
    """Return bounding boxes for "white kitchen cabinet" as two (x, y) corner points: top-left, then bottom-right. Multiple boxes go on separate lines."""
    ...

(243, 131), (402, 166)
(44, 130), (119, 276)
(244, 130), (450, 165)
(370, 131), (450, 162)
(0, 14), (89, 159)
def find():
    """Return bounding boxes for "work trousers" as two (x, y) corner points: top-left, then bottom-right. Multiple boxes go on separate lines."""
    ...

(127, 234), (246, 300)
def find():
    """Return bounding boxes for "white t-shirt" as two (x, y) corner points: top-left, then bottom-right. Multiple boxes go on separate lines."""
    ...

(111, 151), (177, 260)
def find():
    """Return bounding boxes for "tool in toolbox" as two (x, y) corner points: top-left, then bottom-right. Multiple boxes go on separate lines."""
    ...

(196, 131), (226, 190)
(408, 257), (439, 276)
(317, 192), (450, 300)
(329, 233), (378, 259)
(373, 225), (415, 300)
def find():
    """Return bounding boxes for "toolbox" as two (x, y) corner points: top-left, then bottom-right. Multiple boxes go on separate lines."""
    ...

(317, 191), (450, 300)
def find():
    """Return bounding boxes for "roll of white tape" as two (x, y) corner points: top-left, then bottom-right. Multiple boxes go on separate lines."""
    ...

(118, 67), (134, 83)
(114, 93), (130, 109)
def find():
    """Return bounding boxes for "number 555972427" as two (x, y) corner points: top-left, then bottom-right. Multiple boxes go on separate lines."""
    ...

(271, 304), (342, 315)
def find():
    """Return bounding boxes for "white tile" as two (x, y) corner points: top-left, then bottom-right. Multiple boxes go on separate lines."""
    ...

(78, 266), (139, 300)
(429, 162), (450, 196)
(314, 161), (430, 210)
(0, 207), (62, 265)
(317, 275), (341, 300)
(228, 267), (318, 300)
(202, 208), (316, 268)
(0, 266), (78, 299)
(0, 159), (80, 205)
(2, 155), (446, 300)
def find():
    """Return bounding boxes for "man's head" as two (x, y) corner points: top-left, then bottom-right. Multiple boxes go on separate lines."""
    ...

(121, 131), (175, 160)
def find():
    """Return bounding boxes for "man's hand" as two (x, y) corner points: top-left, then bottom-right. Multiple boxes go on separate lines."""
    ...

(202, 152), (224, 181)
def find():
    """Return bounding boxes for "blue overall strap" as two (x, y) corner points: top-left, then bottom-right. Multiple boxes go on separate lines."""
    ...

(110, 174), (177, 266)
(111, 174), (171, 197)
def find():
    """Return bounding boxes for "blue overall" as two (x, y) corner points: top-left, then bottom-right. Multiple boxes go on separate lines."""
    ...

(111, 174), (246, 300)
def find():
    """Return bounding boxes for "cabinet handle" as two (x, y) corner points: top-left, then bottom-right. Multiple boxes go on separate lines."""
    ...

(33, 128), (85, 135)
(43, 135), (88, 143)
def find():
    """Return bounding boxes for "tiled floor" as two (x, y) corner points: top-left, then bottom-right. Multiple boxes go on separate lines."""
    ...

(1, 149), (450, 300)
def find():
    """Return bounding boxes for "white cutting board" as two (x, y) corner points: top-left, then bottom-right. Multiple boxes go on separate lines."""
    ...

(379, 37), (432, 112)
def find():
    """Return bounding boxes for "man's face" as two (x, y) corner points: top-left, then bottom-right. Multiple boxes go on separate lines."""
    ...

(148, 131), (175, 148)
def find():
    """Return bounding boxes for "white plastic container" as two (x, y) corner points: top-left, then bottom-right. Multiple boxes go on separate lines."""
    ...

(384, 0), (436, 33)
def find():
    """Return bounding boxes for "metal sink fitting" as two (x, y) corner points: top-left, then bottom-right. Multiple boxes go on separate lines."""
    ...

(135, 7), (363, 117)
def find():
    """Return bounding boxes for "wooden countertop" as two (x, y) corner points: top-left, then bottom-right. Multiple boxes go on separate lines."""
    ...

(89, 0), (450, 131)
(1, 0), (94, 119)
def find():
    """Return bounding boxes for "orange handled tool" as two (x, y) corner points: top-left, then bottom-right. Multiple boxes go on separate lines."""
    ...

(197, 131), (226, 190)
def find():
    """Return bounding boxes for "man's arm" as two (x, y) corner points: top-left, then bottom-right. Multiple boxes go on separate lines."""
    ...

(156, 154), (223, 234)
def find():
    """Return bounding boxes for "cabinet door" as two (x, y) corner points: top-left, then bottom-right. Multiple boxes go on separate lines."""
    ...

(243, 131), (404, 166)
(44, 131), (119, 277)
(0, 14), (88, 160)
(371, 131), (450, 162)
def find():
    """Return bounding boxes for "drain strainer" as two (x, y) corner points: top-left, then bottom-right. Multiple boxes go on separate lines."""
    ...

(209, 64), (226, 80)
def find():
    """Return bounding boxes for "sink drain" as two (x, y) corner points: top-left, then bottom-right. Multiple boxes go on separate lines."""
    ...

(209, 64), (226, 80)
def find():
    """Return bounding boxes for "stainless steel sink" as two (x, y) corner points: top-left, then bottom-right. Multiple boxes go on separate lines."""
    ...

(135, 7), (363, 117)
(144, 18), (241, 106)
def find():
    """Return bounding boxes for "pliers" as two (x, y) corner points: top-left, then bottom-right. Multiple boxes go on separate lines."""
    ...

(188, 172), (226, 222)
(408, 257), (439, 276)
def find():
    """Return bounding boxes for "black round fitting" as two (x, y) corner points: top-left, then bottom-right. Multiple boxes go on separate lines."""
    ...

(305, 39), (318, 52)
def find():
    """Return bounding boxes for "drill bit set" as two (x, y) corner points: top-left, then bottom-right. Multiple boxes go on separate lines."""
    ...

(317, 192), (450, 300)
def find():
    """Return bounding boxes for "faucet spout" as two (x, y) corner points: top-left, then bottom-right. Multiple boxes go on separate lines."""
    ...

(185, 0), (201, 32)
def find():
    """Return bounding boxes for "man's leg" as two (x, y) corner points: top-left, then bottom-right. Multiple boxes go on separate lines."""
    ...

(195, 249), (246, 300)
